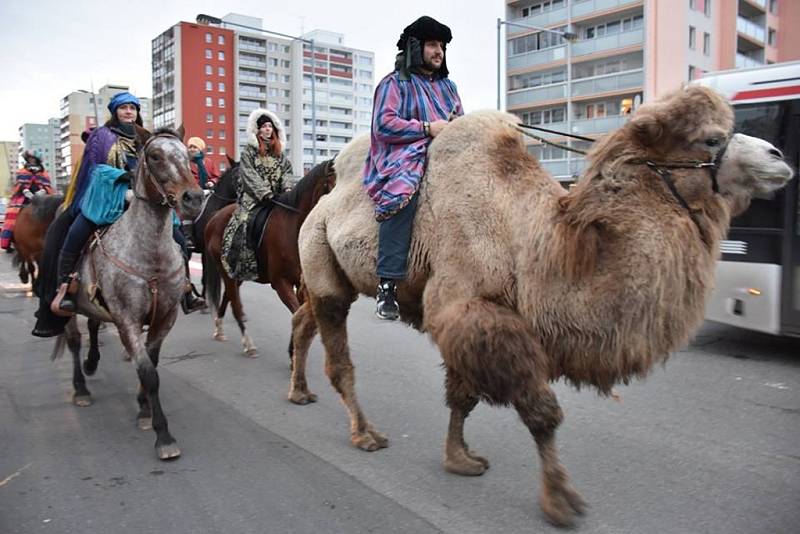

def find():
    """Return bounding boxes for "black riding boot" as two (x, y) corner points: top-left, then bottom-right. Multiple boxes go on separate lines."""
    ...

(376, 279), (400, 321)
(180, 258), (206, 314)
(181, 220), (195, 252)
(52, 250), (81, 314)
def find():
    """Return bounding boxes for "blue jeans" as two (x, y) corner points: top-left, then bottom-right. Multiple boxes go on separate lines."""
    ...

(377, 193), (419, 280)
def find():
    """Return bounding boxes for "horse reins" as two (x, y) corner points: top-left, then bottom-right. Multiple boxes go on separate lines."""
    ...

(132, 132), (182, 208)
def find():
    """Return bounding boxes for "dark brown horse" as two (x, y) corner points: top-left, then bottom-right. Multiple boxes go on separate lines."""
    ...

(12, 194), (63, 287)
(204, 159), (336, 356)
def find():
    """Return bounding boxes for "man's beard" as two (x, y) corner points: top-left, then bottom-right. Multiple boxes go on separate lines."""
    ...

(422, 58), (442, 72)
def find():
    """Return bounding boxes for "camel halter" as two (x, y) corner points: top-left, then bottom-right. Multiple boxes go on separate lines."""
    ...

(133, 132), (183, 208)
(628, 137), (729, 212)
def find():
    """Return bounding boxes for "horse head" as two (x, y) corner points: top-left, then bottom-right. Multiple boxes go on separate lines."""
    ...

(310, 158), (337, 207)
(136, 128), (204, 219)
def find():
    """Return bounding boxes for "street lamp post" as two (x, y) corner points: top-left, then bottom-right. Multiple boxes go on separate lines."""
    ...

(496, 18), (577, 176)
(197, 14), (317, 165)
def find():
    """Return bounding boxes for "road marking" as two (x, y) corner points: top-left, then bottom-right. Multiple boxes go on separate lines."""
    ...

(0, 463), (32, 487)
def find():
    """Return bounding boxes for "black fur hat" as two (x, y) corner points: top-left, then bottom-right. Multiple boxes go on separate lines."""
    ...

(396, 16), (451, 79)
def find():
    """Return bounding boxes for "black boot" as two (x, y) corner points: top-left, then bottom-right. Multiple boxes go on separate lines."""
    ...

(52, 250), (80, 315)
(376, 279), (400, 321)
(181, 220), (196, 252)
(180, 258), (206, 314)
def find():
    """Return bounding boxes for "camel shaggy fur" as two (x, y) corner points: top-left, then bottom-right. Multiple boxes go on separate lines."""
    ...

(288, 86), (794, 526)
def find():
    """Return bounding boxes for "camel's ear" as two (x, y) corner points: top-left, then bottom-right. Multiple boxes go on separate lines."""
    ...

(175, 123), (186, 141)
(629, 113), (665, 147)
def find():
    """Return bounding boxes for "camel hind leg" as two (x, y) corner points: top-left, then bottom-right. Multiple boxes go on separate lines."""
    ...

(429, 298), (584, 527)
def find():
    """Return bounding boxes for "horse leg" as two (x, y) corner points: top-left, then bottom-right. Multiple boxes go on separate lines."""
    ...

(311, 293), (387, 451)
(118, 321), (180, 460)
(428, 298), (583, 527)
(288, 301), (318, 405)
(83, 318), (102, 376)
(273, 277), (301, 367)
(222, 274), (256, 357)
(64, 318), (91, 406)
(18, 258), (28, 284)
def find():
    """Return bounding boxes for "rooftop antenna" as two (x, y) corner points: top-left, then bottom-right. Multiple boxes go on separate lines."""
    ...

(90, 78), (101, 128)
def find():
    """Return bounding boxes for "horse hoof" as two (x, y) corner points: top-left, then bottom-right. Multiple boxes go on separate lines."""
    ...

(157, 443), (181, 461)
(73, 395), (92, 407)
(213, 332), (227, 341)
(244, 347), (258, 358)
(288, 390), (318, 405)
(138, 417), (153, 431)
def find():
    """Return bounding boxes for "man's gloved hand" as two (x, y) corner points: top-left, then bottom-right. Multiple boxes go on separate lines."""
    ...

(22, 189), (34, 200)
(34, 189), (46, 197)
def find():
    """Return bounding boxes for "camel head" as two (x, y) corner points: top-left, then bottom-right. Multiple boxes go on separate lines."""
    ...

(714, 133), (794, 216)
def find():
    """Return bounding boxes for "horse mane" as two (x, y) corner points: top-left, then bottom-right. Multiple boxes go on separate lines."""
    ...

(281, 159), (334, 208)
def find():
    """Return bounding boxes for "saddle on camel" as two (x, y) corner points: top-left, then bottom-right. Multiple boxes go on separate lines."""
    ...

(204, 108), (337, 356)
(287, 85), (794, 526)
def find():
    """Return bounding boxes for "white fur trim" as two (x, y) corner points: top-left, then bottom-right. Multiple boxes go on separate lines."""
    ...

(247, 108), (286, 148)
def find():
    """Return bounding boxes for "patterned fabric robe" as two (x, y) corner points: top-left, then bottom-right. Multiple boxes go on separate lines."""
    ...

(221, 144), (293, 280)
(0, 169), (54, 249)
(363, 71), (463, 220)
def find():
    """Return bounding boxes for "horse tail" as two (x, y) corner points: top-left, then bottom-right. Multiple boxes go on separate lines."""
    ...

(11, 250), (21, 269)
(204, 250), (222, 313)
(50, 334), (67, 362)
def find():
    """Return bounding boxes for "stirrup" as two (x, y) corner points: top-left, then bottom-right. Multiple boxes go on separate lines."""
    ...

(51, 283), (76, 317)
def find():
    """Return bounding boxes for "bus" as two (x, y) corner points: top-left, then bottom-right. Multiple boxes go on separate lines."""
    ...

(696, 61), (800, 337)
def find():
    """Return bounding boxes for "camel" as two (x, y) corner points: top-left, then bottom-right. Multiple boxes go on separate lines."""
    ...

(287, 86), (794, 526)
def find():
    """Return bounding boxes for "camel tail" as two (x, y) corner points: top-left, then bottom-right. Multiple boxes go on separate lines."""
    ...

(50, 334), (67, 362)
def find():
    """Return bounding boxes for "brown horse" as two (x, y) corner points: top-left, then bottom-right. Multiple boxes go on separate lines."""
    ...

(204, 159), (336, 356)
(12, 194), (63, 287)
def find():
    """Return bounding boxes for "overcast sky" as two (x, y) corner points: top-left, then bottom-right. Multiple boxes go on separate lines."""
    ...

(0, 0), (505, 140)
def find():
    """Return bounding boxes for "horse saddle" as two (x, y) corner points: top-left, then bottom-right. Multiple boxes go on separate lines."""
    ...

(246, 190), (295, 251)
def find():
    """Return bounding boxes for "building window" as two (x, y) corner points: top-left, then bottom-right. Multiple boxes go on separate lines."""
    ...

(269, 57), (278, 67)
(689, 26), (696, 49)
(688, 65), (696, 81)
(689, 0), (696, 8)
(218, 82), (225, 92)
(768, 28), (777, 46)
(205, 32), (212, 43)
(206, 49), (213, 59)
(219, 147), (226, 155)
(219, 162), (227, 172)
(218, 51), (225, 60)
(219, 130), (226, 139)
(205, 96), (212, 107)
(770, 0), (778, 14)
(219, 114), (226, 124)
(206, 129), (213, 138)
(205, 81), (212, 91)
(205, 65), (212, 75)
(218, 34), (225, 45)
(206, 145), (213, 155)
(704, 0), (711, 17)
(218, 98), (225, 108)
(218, 66), (225, 76)
(206, 113), (213, 123)
(703, 32), (711, 55)
(281, 60), (291, 68)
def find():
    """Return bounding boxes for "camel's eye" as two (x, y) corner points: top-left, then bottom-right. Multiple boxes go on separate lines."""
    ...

(705, 137), (721, 147)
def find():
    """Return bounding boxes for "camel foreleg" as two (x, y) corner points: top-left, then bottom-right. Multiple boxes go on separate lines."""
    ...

(288, 300), (318, 405)
(311, 294), (387, 451)
(429, 298), (584, 527)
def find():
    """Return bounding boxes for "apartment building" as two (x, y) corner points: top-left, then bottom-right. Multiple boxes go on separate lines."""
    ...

(0, 141), (19, 196)
(152, 13), (375, 176)
(503, 0), (800, 181)
(59, 84), (152, 183)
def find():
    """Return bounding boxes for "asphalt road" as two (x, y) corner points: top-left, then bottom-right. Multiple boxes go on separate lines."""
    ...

(1, 251), (798, 534)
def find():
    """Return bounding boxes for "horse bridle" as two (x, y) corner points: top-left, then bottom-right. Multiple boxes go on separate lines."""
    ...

(628, 134), (730, 213)
(133, 132), (184, 208)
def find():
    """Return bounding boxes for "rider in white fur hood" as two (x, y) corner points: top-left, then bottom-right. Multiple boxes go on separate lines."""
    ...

(246, 108), (287, 148)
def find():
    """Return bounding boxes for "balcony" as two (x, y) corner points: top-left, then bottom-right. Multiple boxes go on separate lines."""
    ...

(736, 53), (764, 69)
(508, 6), (568, 33)
(239, 59), (267, 70)
(508, 83), (566, 107)
(571, 115), (626, 135)
(508, 45), (567, 71)
(539, 157), (586, 180)
(737, 16), (765, 43)
(572, 0), (642, 18)
(572, 28), (644, 57)
(570, 69), (643, 97)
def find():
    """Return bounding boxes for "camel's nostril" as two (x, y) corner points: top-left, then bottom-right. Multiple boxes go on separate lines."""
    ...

(769, 148), (783, 159)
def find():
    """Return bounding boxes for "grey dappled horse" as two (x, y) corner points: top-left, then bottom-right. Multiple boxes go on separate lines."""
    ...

(52, 129), (204, 460)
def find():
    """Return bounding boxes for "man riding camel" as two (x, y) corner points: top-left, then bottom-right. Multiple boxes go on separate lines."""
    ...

(363, 15), (463, 320)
